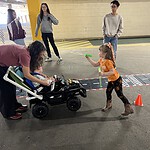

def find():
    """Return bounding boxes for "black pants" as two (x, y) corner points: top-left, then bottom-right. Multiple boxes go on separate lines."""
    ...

(0, 66), (22, 118)
(106, 76), (130, 104)
(42, 33), (60, 58)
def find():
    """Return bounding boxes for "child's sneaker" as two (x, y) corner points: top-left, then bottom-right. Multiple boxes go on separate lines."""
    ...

(58, 57), (63, 61)
(45, 57), (52, 62)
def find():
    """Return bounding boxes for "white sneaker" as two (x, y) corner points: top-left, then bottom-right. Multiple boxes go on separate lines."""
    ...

(58, 57), (63, 61)
(45, 57), (52, 62)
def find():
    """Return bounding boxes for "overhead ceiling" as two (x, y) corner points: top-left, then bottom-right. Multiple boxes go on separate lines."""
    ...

(0, 0), (26, 5)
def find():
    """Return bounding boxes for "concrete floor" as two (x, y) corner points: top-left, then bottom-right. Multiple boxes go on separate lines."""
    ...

(1, 42), (150, 150)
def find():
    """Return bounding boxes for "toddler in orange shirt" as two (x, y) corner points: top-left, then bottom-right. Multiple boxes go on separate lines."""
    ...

(85, 43), (134, 116)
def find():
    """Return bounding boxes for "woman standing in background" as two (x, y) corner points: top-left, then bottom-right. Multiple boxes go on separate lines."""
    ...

(35, 3), (62, 62)
(7, 9), (26, 45)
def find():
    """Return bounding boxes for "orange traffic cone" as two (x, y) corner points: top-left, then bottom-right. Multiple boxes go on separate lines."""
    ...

(134, 94), (143, 106)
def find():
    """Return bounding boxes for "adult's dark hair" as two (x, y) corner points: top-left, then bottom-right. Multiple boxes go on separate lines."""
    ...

(40, 3), (50, 20)
(28, 41), (46, 72)
(110, 0), (120, 7)
(7, 9), (15, 24)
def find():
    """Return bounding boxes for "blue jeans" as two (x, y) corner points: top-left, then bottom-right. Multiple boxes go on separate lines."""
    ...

(14, 39), (25, 46)
(103, 36), (118, 58)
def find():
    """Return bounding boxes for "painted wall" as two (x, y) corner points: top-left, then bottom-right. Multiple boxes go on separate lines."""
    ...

(40, 0), (150, 40)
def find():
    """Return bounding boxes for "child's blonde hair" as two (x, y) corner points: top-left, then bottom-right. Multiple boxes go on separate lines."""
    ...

(99, 43), (116, 67)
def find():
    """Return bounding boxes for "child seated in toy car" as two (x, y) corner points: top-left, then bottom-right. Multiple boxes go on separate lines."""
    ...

(14, 57), (86, 118)
(14, 56), (55, 90)
(15, 53), (86, 97)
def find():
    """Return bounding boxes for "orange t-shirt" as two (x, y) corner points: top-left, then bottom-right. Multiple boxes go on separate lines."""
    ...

(99, 58), (120, 82)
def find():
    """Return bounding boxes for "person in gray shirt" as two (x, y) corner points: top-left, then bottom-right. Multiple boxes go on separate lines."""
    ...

(102, 0), (123, 59)
(35, 3), (62, 62)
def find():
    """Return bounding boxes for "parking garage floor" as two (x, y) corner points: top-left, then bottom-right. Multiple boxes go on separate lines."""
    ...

(1, 39), (150, 150)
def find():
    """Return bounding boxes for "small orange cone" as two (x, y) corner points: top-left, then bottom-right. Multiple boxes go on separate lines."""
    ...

(134, 94), (143, 106)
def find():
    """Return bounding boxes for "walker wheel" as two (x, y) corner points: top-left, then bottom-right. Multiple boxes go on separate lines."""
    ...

(32, 103), (49, 119)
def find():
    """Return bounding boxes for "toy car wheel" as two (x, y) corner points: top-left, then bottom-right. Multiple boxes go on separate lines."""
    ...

(67, 97), (81, 111)
(32, 103), (49, 119)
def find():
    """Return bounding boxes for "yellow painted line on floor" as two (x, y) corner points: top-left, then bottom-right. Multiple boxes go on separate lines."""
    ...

(56, 43), (92, 48)
(57, 42), (91, 47)
(56, 40), (92, 49)
(56, 40), (90, 46)
(57, 43), (92, 48)
(56, 40), (90, 43)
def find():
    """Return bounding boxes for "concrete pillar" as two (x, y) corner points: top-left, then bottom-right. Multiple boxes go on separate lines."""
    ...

(26, 0), (41, 40)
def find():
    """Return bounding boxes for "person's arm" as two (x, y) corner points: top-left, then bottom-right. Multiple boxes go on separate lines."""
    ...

(49, 14), (59, 25)
(35, 15), (41, 37)
(102, 16), (106, 37)
(38, 72), (54, 81)
(22, 66), (50, 86)
(19, 20), (26, 35)
(17, 20), (26, 37)
(85, 56), (100, 67)
(100, 68), (114, 77)
(7, 25), (13, 40)
(116, 16), (123, 37)
(7, 23), (13, 40)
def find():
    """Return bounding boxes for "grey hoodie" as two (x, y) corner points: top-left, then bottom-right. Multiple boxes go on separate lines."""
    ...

(102, 13), (123, 38)
(35, 13), (59, 36)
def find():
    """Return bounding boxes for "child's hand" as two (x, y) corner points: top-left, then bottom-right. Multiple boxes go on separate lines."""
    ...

(99, 72), (104, 77)
(41, 79), (51, 86)
(47, 77), (55, 85)
(47, 76), (55, 81)
(43, 75), (50, 78)
(85, 55), (89, 59)
(85, 54), (92, 59)
(49, 77), (55, 82)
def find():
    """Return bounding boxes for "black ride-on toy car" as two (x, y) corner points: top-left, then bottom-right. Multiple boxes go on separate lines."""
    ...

(29, 75), (87, 119)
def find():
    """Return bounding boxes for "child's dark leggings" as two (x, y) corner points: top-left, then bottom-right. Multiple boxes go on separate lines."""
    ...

(106, 76), (130, 104)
